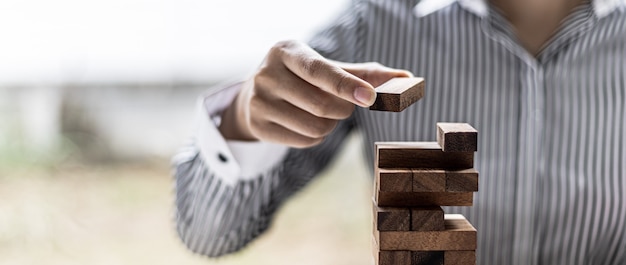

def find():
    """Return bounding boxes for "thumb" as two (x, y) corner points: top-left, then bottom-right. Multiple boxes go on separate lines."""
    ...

(275, 41), (380, 107)
(341, 62), (414, 87)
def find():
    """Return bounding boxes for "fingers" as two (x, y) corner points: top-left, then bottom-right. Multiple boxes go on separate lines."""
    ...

(253, 122), (324, 148)
(255, 65), (354, 120)
(248, 97), (337, 148)
(270, 41), (377, 107)
(252, 98), (338, 139)
(226, 40), (417, 148)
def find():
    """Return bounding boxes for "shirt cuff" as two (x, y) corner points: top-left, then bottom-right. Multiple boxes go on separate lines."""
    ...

(196, 82), (289, 187)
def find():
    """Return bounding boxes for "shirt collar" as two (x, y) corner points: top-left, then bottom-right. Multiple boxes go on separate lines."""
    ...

(414, 0), (625, 18)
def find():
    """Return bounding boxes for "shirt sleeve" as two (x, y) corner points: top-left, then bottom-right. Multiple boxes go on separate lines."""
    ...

(172, 0), (367, 257)
(173, 115), (358, 257)
(195, 82), (289, 187)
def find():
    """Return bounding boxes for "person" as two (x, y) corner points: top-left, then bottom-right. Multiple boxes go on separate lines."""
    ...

(172, 0), (626, 264)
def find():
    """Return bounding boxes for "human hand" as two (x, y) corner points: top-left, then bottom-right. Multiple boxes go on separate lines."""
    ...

(219, 40), (412, 148)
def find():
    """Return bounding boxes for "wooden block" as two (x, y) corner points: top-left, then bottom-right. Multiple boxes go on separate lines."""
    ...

(412, 251), (444, 265)
(372, 238), (411, 265)
(370, 77), (425, 112)
(374, 204), (411, 231)
(374, 214), (476, 251)
(437, 123), (478, 152)
(444, 251), (476, 265)
(411, 207), (444, 231)
(377, 168), (413, 192)
(446, 169), (479, 192)
(376, 191), (473, 207)
(412, 169), (446, 192)
(378, 251), (412, 265)
(376, 142), (474, 169)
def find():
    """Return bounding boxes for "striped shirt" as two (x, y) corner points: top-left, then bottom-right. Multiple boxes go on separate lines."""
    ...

(172, 0), (626, 264)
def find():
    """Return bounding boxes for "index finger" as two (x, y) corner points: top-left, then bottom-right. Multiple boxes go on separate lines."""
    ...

(274, 41), (376, 107)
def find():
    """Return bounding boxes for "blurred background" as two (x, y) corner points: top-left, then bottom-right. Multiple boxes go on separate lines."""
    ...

(0, 0), (377, 264)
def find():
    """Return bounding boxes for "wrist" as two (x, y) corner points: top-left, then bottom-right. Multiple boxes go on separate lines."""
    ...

(218, 93), (257, 141)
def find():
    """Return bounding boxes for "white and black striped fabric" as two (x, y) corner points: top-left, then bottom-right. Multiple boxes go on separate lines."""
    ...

(173, 0), (626, 264)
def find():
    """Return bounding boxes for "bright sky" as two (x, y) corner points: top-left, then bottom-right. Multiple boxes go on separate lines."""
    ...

(0, 0), (348, 84)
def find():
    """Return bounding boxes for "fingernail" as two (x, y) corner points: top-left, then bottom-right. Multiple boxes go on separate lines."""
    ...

(354, 87), (376, 106)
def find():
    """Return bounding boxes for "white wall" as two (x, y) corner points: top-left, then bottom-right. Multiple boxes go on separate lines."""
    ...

(0, 0), (350, 160)
(0, 0), (349, 84)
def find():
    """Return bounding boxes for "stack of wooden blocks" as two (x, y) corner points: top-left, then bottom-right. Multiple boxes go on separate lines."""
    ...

(372, 123), (479, 265)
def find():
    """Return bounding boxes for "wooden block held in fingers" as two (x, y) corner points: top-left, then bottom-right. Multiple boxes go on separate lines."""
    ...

(370, 77), (425, 112)
(444, 251), (476, 265)
(376, 191), (473, 207)
(376, 142), (474, 169)
(437, 123), (478, 152)
(411, 207), (445, 231)
(378, 168), (413, 192)
(375, 214), (476, 251)
(412, 169), (446, 192)
(412, 251), (444, 265)
(446, 169), (479, 192)
(375, 205), (411, 231)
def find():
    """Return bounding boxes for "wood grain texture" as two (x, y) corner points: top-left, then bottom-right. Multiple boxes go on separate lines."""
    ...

(411, 207), (445, 231)
(377, 168), (413, 192)
(444, 251), (476, 265)
(376, 142), (474, 169)
(436, 123), (478, 152)
(376, 191), (473, 207)
(374, 214), (476, 251)
(372, 238), (412, 265)
(446, 169), (479, 192)
(412, 251), (444, 265)
(374, 204), (411, 231)
(412, 169), (446, 192)
(378, 251), (412, 265)
(370, 77), (425, 112)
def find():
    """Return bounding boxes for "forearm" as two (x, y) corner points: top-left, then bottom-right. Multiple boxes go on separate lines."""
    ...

(172, 114), (356, 257)
(173, 145), (282, 257)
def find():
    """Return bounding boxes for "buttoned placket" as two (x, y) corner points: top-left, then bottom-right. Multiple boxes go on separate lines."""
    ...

(478, 6), (546, 265)
(477, 3), (598, 264)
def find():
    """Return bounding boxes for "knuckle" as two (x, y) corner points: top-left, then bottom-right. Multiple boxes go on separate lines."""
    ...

(253, 66), (276, 90)
(249, 109), (267, 128)
(251, 71), (278, 99)
(248, 95), (272, 118)
(274, 40), (298, 49)
(248, 118), (264, 136)
(248, 95), (263, 110)
(321, 120), (339, 135)
(307, 119), (336, 138)
(269, 40), (303, 62)
(308, 96), (331, 117)
(333, 73), (351, 96)
(270, 40), (295, 55)
(337, 104), (355, 119)
(252, 70), (268, 87)
(308, 93), (354, 119)
(303, 58), (327, 79)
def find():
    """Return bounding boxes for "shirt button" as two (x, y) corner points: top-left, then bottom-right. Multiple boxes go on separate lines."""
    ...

(218, 153), (228, 163)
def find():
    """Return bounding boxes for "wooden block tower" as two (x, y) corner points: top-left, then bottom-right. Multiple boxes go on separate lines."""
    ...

(369, 77), (478, 264)
(372, 123), (479, 265)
